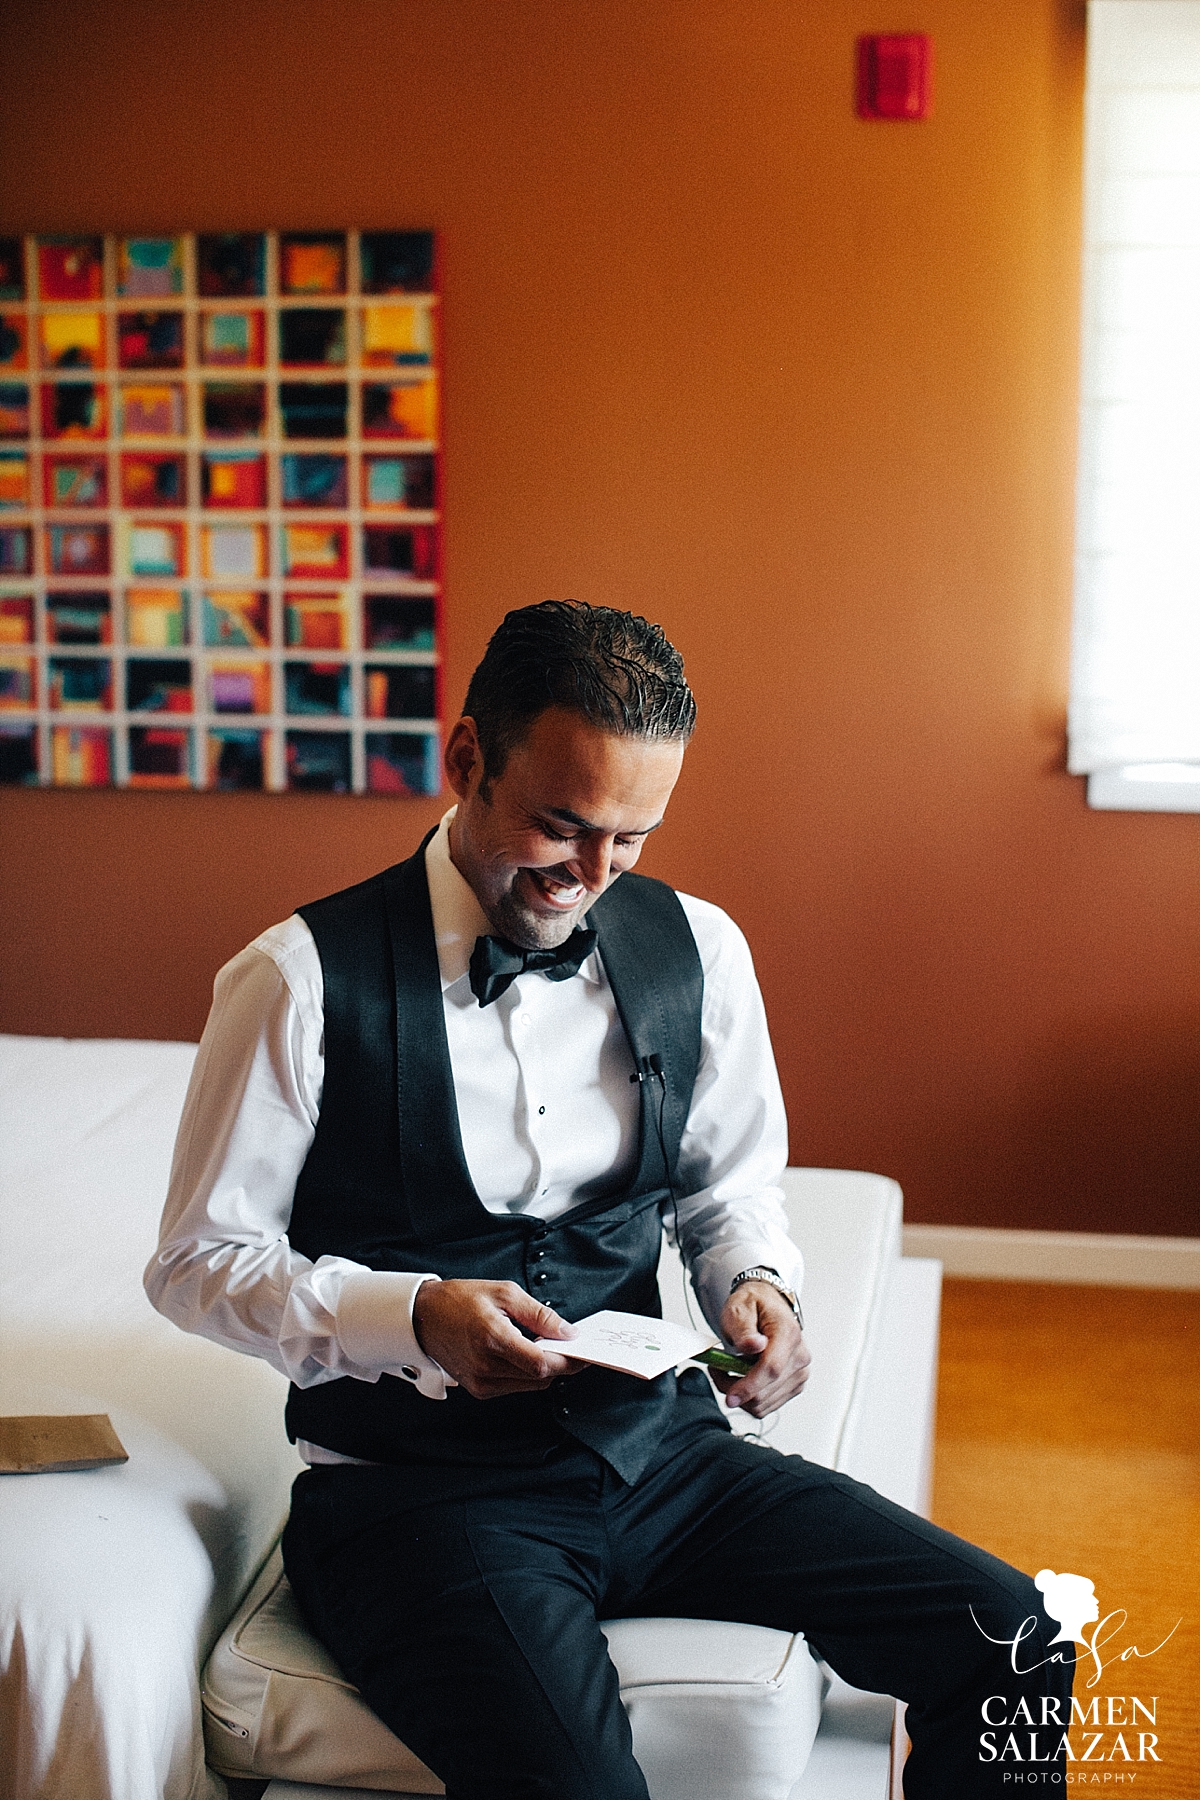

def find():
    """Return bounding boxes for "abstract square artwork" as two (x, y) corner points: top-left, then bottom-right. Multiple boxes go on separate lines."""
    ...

(0, 452), (30, 507)
(126, 588), (188, 648)
(0, 655), (36, 709)
(0, 231), (439, 790)
(46, 455), (107, 507)
(0, 313), (29, 369)
(40, 312), (104, 370)
(117, 312), (186, 370)
(41, 382), (107, 439)
(208, 726), (266, 789)
(199, 310), (265, 368)
(0, 594), (34, 642)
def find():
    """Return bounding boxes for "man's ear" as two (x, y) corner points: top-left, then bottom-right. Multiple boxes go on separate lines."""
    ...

(443, 717), (483, 801)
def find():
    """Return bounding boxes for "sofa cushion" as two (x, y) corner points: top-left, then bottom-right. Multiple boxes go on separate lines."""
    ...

(203, 1546), (824, 1800)
(598, 1615), (823, 1800)
(202, 1546), (441, 1794)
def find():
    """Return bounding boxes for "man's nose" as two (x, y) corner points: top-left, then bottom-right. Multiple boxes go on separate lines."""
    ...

(566, 836), (614, 892)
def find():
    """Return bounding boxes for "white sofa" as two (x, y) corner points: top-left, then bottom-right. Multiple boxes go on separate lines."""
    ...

(0, 1034), (941, 1800)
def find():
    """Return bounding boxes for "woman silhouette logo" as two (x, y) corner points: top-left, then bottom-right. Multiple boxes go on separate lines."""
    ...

(1035, 1569), (1100, 1645)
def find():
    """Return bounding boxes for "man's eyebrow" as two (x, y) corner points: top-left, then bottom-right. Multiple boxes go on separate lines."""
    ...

(545, 807), (663, 836)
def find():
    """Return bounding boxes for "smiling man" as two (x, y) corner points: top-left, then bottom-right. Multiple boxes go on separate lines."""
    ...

(148, 601), (1070, 1798)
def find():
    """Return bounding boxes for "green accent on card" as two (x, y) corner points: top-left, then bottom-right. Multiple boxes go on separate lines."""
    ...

(692, 1346), (758, 1377)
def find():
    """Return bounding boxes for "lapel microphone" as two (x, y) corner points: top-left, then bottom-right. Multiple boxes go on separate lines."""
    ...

(630, 1053), (665, 1084)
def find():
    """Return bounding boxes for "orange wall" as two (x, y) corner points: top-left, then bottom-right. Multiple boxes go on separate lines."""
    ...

(2, 0), (1198, 1236)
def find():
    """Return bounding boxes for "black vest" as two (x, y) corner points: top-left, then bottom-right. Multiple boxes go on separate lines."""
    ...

(285, 836), (706, 1483)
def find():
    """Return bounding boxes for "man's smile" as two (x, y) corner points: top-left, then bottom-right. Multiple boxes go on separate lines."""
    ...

(525, 869), (588, 910)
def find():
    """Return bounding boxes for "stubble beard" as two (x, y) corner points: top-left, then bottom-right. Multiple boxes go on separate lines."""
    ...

(485, 875), (593, 951)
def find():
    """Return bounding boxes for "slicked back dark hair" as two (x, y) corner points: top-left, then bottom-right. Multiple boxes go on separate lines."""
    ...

(462, 600), (696, 789)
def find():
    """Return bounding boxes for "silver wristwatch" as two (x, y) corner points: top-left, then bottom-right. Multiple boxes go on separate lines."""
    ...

(729, 1265), (803, 1327)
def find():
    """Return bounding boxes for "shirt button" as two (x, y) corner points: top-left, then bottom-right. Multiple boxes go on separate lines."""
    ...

(401, 1366), (419, 1380)
(519, 1012), (532, 1027)
(538, 1105), (546, 1116)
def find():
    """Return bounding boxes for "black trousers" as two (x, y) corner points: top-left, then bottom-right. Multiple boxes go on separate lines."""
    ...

(283, 1391), (1074, 1800)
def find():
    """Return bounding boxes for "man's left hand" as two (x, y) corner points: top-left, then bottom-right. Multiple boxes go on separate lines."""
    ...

(711, 1281), (811, 1419)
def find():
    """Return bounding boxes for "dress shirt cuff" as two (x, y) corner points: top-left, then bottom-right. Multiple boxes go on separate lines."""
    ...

(336, 1270), (457, 1400)
(690, 1242), (806, 1342)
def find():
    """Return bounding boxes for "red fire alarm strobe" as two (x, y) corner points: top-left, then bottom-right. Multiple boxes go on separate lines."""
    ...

(856, 34), (932, 119)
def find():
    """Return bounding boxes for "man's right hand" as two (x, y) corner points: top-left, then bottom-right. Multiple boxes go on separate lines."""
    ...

(411, 1279), (583, 1399)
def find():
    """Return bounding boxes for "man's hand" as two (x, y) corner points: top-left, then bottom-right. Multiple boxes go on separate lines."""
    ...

(412, 1279), (583, 1400)
(712, 1280), (811, 1420)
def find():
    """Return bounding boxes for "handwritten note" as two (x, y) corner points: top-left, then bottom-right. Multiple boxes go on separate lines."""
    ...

(534, 1310), (714, 1380)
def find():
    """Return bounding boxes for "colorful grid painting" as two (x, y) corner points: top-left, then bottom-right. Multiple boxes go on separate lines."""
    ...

(0, 231), (440, 794)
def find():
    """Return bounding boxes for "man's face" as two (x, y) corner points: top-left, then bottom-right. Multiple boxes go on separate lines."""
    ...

(444, 706), (686, 949)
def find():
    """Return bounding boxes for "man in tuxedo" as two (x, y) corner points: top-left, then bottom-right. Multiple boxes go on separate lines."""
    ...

(148, 600), (1071, 1798)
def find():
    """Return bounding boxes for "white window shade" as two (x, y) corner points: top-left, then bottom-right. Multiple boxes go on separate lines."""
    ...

(1069, 2), (1200, 807)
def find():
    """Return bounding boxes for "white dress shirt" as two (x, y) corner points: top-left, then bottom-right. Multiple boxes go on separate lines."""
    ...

(145, 813), (800, 1458)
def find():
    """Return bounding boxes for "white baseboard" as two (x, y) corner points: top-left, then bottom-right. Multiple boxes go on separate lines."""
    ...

(902, 1224), (1200, 1288)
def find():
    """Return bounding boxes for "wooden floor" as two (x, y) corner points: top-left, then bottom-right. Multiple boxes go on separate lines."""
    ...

(931, 1280), (1200, 1798)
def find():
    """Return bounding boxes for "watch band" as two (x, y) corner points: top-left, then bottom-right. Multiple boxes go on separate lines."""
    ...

(729, 1266), (804, 1327)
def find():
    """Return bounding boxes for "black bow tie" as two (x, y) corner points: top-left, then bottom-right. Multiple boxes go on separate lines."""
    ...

(468, 926), (598, 1007)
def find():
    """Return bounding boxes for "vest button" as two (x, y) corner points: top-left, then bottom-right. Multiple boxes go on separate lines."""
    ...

(530, 1248), (547, 1262)
(532, 1271), (550, 1285)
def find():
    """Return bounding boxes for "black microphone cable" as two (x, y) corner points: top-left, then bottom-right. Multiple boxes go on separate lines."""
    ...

(632, 1052), (697, 1330)
(633, 1052), (774, 1437)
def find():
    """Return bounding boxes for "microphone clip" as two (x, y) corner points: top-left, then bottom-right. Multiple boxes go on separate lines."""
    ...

(630, 1053), (665, 1085)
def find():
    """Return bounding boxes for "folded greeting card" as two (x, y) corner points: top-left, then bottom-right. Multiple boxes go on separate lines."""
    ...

(534, 1310), (714, 1381)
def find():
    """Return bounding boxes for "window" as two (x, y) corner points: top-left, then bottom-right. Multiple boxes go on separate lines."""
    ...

(1069, 1), (1200, 812)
